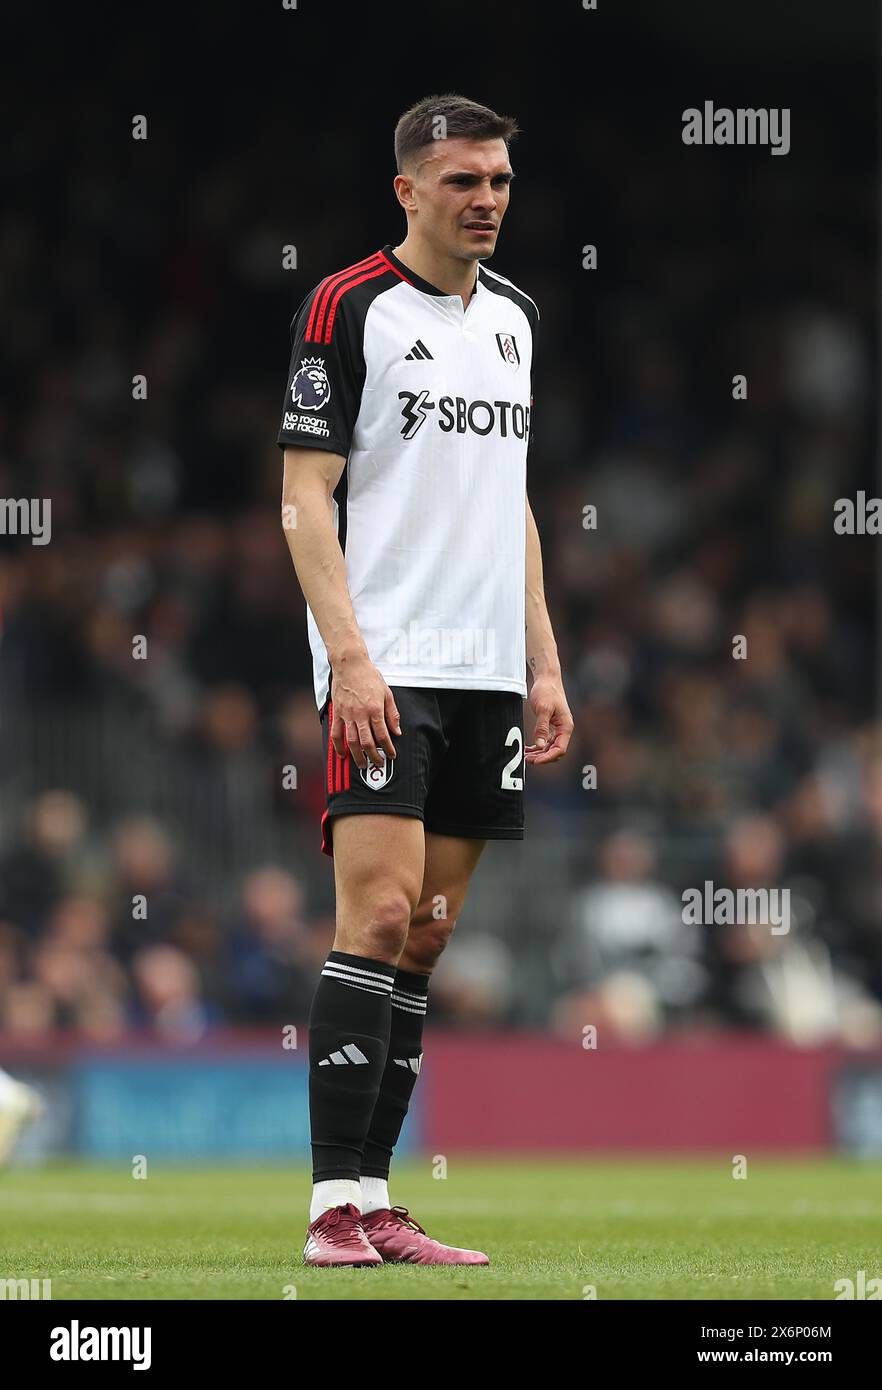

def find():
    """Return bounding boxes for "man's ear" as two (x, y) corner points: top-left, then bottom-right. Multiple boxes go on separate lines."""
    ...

(393, 173), (417, 213)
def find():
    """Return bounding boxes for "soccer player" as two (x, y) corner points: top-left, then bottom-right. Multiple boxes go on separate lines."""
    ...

(278, 93), (573, 1266)
(0, 1067), (44, 1164)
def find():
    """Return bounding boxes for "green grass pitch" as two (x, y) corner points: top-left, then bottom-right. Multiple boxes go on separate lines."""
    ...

(2, 1157), (879, 1300)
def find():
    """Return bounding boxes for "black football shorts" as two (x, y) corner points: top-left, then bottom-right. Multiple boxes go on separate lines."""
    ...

(318, 686), (525, 857)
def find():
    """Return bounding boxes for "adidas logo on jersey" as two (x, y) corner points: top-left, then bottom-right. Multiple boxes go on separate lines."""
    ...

(318, 1044), (369, 1067)
(405, 339), (433, 361)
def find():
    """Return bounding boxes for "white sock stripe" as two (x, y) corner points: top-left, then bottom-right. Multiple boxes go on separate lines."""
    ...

(392, 989), (427, 1003)
(392, 986), (429, 1002)
(322, 973), (391, 995)
(322, 965), (392, 987)
(391, 1000), (426, 1015)
(321, 973), (389, 995)
(322, 969), (393, 994)
(326, 960), (396, 986)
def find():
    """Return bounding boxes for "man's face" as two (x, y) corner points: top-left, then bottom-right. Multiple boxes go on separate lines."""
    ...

(397, 136), (513, 262)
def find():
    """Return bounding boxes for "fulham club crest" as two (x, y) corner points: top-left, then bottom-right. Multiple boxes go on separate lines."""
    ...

(360, 750), (393, 790)
(495, 333), (520, 369)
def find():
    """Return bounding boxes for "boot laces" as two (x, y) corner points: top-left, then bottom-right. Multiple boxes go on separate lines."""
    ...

(317, 1203), (364, 1247)
(389, 1205), (426, 1235)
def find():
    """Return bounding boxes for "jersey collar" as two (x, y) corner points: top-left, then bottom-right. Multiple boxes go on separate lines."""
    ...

(381, 245), (480, 300)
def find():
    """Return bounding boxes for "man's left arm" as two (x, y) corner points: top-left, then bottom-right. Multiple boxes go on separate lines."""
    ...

(525, 496), (574, 765)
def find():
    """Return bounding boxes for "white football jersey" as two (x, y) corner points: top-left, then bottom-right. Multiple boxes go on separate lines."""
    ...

(277, 246), (538, 711)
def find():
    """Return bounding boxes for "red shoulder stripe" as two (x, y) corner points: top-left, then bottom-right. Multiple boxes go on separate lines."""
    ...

(321, 261), (391, 345)
(377, 250), (413, 285)
(306, 253), (383, 343)
(305, 253), (380, 342)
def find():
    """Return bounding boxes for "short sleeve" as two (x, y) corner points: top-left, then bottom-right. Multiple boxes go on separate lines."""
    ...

(276, 286), (365, 457)
(527, 311), (538, 456)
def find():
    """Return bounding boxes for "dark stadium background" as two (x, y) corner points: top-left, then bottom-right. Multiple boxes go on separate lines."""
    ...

(0, 1), (879, 1156)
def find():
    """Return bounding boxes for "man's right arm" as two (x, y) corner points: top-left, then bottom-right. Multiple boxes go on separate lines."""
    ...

(281, 447), (400, 768)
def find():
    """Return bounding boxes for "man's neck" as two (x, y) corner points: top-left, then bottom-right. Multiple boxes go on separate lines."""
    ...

(391, 238), (479, 308)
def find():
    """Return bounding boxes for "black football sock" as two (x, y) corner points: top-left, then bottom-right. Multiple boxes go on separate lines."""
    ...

(361, 967), (429, 1179)
(309, 951), (395, 1182)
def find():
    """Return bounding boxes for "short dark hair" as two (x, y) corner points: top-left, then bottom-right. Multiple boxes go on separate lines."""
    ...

(394, 93), (519, 173)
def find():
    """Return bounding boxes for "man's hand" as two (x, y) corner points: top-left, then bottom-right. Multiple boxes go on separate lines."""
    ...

(330, 653), (401, 771)
(525, 673), (573, 765)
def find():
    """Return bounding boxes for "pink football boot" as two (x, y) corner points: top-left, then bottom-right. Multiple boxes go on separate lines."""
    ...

(303, 1203), (382, 1267)
(361, 1205), (490, 1265)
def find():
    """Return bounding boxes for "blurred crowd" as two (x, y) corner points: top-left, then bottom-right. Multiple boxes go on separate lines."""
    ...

(2, 772), (882, 1044)
(0, 39), (878, 1044)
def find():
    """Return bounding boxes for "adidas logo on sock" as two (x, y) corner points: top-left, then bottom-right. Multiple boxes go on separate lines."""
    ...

(404, 339), (433, 361)
(318, 1043), (369, 1067)
(393, 1054), (422, 1074)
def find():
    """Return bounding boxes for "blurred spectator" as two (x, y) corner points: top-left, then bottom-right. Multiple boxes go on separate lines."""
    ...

(109, 817), (190, 963)
(0, 792), (89, 936)
(552, 830), (706, 1041)
(131, 945), (217, 1041)
(431, 936), (516, 1028)
(223, 866), (315, 1023)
